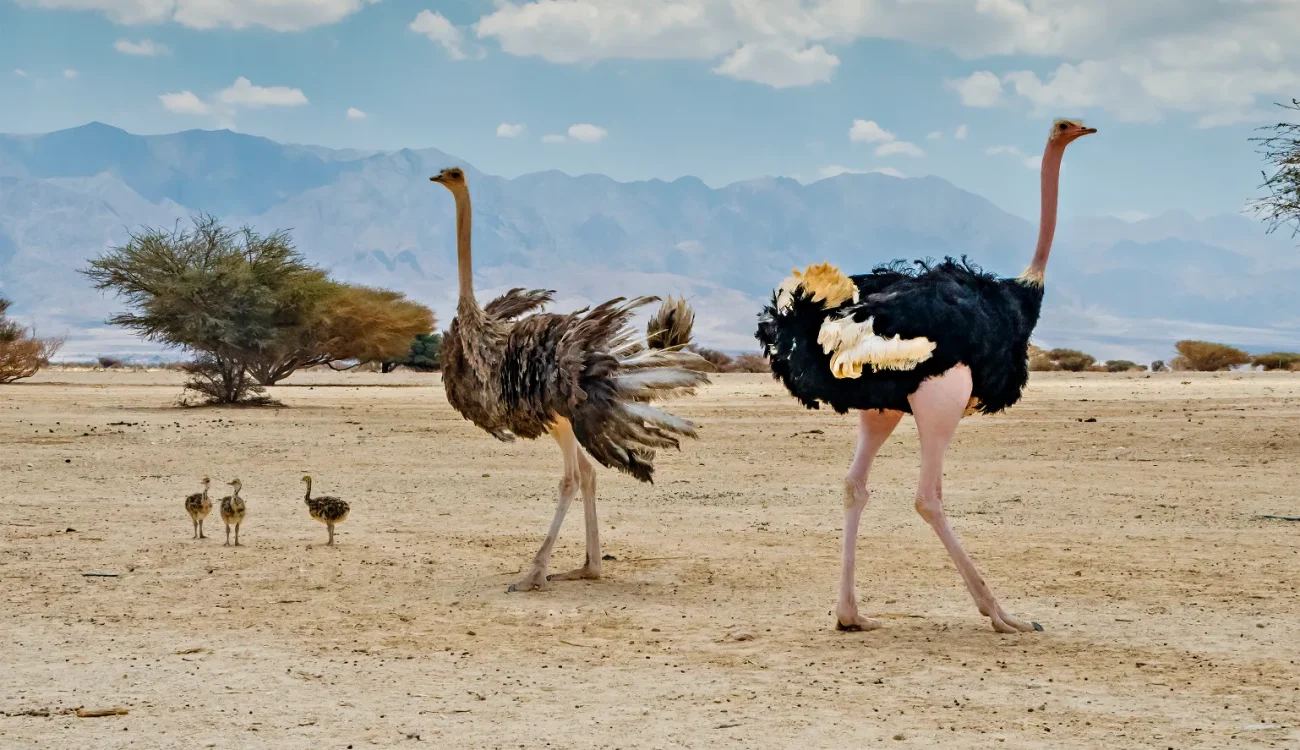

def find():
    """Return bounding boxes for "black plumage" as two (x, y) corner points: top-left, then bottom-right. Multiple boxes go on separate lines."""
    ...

(757, 257), (1043, 415)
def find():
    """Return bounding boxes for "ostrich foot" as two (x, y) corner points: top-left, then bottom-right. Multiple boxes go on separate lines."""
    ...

(546, 564), (600, 582)
(987, 606), (1041, 633)
(507, 567), (550, 593)
(834, 611), (884, 632)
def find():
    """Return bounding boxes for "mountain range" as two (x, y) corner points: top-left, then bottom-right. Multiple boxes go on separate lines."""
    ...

(1, 122), (1297, 362)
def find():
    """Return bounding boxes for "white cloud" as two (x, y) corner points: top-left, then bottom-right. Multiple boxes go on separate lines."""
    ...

(986, 145), (1040, 170)
(849, 119), (922, 157)
(159, 90), (209, 115)
(954, 124), (968, 140)
(160, 77), (307, 120)
(712, 42), (839, 88)
(63, 69), (79, 78)
(870, 166), (905, 178)
(541, 134), (567, 144)
(13, 69), (27, 77)
(947, 70), (1002, 107)
(815, 165), (905, 181)
(215, 77), (308, 108)
(469, 0), (1300, 125)
(346, 107), (368, 120)
(496, 122), (526, 138)
(567, 123), (608, 143)
(18, 0), (379, 31)
(1113, 211), (1152, 223)
(115, 39), (169, 56)
(410, 10), (471, 60)
(925, 130), (942, 141)
(875, 141), (924, 158)
(848, 119), (894, 144)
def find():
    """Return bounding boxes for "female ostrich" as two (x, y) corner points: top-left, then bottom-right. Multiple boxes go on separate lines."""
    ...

(184, 476), (211, 539)
(302, 475), (349, 546)
(756, 119), (1096, 633)
(219, 478), (246, 547)
(429, 167), (711, 592)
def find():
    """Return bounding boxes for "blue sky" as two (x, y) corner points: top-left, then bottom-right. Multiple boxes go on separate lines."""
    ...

(1, 0), (1295, 222)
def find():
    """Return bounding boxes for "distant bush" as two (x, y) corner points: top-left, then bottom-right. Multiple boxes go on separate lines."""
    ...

(386, 332), (443, 372)
(728, 353), (771, 373)
(689, 347), (734, 372)
(179, 354), (275, 407)
(1150, 360), (1168, 372)
(1105, 359), (1142, 372)
(1027, 345), (1055, 372)
(98, 356), (124, 369)
(1250, 352), (1300, 371)
(1174, 340), (1250, 371)
(0, 297), (63, 384)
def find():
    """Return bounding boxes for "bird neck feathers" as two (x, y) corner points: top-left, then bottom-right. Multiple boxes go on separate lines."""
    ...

(452, 187), (477, 307)
(1020, 140), (1066, 288)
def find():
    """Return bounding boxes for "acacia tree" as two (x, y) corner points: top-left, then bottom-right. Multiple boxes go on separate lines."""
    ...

(1173, 340), (1250, 371)
(1252, 99), (1300, 239)
(246, 283), (435, 385)
(83, 216), (324, 404)
(0, 297), (64, 383)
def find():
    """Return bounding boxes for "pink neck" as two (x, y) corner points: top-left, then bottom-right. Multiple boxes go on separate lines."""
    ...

(1023, 141), (1065, 285)
(452, 189), (477, 306)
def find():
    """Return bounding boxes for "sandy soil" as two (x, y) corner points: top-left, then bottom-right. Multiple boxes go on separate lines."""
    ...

(2, 368), (1299, 748)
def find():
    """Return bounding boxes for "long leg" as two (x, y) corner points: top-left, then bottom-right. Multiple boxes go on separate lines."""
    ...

(198, 518), (206, 539)
(234, 522), (241, 547)
(508, 418), (581, 592)
(327, 522), (335, 547)
(224, 522), (230, 546)
(548, 451), (600, 582)
(836, 408), (904, 631)
(909, 365), (1038, 634)
(192, 518), (198, 539)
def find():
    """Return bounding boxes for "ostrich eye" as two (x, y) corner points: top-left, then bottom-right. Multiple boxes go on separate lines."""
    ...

(1058, 123), (1068, 131)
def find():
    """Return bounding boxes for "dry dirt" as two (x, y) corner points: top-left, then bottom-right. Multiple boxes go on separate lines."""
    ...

(2, 369), (1299, 749)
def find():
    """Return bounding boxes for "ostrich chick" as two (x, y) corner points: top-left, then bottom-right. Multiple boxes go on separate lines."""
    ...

(219, 478), (247, 547)
(302, 475), (349, 546)
(184, 476), (212, 539)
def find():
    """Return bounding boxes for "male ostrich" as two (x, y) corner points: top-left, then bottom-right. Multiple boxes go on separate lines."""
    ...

(429, 167), (711, 592)
(184, 476), (212, 539)
(219, 478), (246, 547)
(756, 119), (1096, 633)
(302, 475), (349, 546)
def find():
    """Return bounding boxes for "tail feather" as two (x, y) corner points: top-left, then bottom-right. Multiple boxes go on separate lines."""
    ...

(568, 298), (711, 483)
(645, 296), (695, 350)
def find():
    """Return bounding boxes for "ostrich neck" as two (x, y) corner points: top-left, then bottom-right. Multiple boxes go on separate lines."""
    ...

(304, 480), (312, 501)
(1022, 141), (1065, 286)
(454, 190), (478, 307)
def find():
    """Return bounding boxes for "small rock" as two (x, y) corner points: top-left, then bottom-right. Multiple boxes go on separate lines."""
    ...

(893, 733), (905, 741)
(729, 631), (754, 642)
(466, 630), (476, 636)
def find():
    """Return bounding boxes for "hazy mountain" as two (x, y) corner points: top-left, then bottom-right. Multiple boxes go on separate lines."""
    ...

(1, 122), (1296, 362)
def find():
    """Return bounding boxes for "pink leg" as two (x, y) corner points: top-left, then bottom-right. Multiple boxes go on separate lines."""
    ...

(836, 408), (904, 631)
(909, 365), (1039, 634)
(547, 452), (601, 582)
(508, 418), (581, 592)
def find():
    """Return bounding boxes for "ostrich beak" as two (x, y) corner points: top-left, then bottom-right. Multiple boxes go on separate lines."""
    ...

(429, 174), (444, 183)
(1081, 127), (1097, 135)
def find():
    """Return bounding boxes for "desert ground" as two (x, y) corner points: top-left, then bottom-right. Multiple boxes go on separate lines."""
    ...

(1, 368), (1298, 748)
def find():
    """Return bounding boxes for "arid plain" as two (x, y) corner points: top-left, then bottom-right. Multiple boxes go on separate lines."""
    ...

(2, 369), (1298, 748)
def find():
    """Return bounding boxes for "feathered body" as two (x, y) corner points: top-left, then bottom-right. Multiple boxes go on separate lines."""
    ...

(442, 291), (710, 482)
(219, 492), (245, 526)
(757, 257), (1044, 415)
(303, 477), (349, 524)
(185, 483), (211, 522)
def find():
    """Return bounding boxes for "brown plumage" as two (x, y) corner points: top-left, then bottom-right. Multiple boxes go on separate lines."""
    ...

(644, 296), (695, 351)
(430, 166), (711, 592)
(218, 478), (246, 547)
(302, 475), (349, 546)
(184, 476), (211, 539)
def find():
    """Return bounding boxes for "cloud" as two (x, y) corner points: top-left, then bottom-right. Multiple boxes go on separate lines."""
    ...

(985, 145), (1040, 170)
(13, 69), (27, 77)
(712, 42), (839, 88)
(63, 69), (79, 78)
(17, 0), (379, 31)
(346, 107), (368, 120)
(160, 77), (307, 120)
(496, 123), (526, 138)
(815, 165), (905, 181)
(954, 124), (968, 140)
(215, 77), (308, 108)
(947, 70), (1003, 107)
(115, 39), (169, 56)
(567, 123), (608, 143)
(541, 134), (567, 144)
(926, 130), (942, 141)
(410, 10), (472, 60)
(848, 119), (893, 144)
(849, 119), (923, 157)
(469, 0), (1300, 125)
(159, 90), (209, 115)
(875, 141), (924, 157)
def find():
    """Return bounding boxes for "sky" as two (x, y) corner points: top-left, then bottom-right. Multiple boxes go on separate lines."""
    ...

(0, 0), (1296, 222)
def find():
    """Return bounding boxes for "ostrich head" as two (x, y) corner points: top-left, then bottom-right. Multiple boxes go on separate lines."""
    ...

(302, 475), (311, 484)
(429, 167), (467, 193)
(227, 478), (241, 491)
(1049, 119), (1097, 145)
(200, 476), (210, 486)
